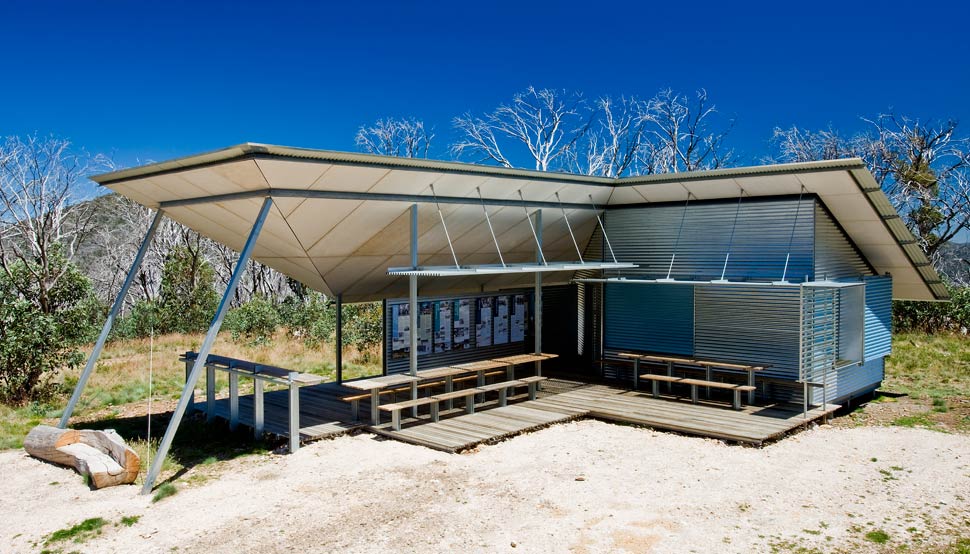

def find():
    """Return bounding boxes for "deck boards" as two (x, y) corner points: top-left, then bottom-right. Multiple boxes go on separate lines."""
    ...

(199, 377), (839, 451)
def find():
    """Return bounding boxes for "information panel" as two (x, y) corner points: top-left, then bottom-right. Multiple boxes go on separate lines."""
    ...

(454, 299), (471, 350)
(390, 303), (410, 360)
(434, 300), (453, 353)
(493, 295), (509, 345)
(475, 297), (494, 347)
(511, 294), (527, 342)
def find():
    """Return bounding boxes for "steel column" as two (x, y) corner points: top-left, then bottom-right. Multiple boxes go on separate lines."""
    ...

(59, 210), (164, 428)
(534, 210), (543, 381)
(141, 197), (273, 495)
(335, 293), (343, 384)
(409, 204), (419, 417)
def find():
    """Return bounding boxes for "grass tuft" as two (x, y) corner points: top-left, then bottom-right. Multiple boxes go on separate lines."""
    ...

(152, 483), (178, 503)
(864, 529), (891, 544)
(119, 515), (140, 527)
(46, 517), (107, 544)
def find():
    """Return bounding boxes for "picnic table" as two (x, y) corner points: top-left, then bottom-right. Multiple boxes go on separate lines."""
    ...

(619, 352), (767, 404)
(491, 353), (559, 380)
(416, 366), (467, 410)
(343, 374), (421, 425)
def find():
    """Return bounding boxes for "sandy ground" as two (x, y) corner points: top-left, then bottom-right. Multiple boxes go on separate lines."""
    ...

(2, 421), (968, 554)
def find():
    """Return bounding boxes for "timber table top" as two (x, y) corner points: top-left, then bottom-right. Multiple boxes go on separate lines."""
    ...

(450, 360), (508, 372)
(491, 353), (559, 365)
(343, 374), (421, 391)
(416, 367), (467, 379)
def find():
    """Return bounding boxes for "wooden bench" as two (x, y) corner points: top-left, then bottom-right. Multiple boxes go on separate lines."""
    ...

(640, 374), (756, 410)
(378, 376), (549, 431)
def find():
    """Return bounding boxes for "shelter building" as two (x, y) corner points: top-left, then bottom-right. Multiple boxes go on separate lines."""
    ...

(61, 144), (945, 493)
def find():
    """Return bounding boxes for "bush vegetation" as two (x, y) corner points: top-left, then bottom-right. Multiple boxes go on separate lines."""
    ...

(0, 248), (100, 404)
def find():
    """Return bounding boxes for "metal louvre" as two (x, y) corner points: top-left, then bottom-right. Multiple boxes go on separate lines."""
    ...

(863, 275), (893, 360)
(606, 197), (816, 282)
(799, 286), (840, 406)
(383, 291), (532, 374)
(814, 202), (871, 280)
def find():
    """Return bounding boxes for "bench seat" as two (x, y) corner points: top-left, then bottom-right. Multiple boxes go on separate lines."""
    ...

(640, 374), (755, 410)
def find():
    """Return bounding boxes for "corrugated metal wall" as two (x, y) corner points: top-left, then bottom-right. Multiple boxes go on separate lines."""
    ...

(695, 285), (802, 381)
(835, 357), (884, 401)
(814, 203), (871, 280)
(606, 197), (815, 281)
(604, 283), (695, 355)
(863, 275), (893, 360)
(384, 291), (532, 374)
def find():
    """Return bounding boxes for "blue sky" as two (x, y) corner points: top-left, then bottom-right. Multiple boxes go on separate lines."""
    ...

(1, 0), (968, 170)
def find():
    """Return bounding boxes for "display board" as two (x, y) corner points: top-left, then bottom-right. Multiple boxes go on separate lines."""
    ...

(493, 295), (509, 345)
(434, 300), (453, 353)
(390, 303), (410, 360)
(387, 292), (529, 362)
(454, 299), (471, 350)
(475, 297), (494, 347)
(511, 294), (527, 342)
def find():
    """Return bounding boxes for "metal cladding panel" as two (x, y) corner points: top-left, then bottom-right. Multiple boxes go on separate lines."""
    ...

(384, 291), (531, 374)
(863, 275), (893, 360)
(604, 283), (695, 355)
(605, 197), (815, 282)
(814, 202), (872, 280)
(813, 357), (883, 404)
(695, 285), (802, 380)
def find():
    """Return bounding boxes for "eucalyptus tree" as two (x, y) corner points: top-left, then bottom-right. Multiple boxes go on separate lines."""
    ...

(772, 115), (970, 263)
(355, 117), (434, 158)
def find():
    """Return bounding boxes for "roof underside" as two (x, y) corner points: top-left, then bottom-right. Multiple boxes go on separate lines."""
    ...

(93, 143), (946, 302)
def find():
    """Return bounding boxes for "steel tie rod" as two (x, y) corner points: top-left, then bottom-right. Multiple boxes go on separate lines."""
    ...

(587, 194), (618, 264)
(556, 192), (583, 263)
(518, 190), (547, 265)
(430, 184), (460, 269)
(477, 187), (506, 267)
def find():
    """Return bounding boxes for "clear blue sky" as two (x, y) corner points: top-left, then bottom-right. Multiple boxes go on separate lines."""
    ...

(1, 0), (968, 169)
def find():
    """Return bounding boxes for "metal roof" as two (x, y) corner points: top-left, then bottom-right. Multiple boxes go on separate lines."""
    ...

(91, 143), (946, 302)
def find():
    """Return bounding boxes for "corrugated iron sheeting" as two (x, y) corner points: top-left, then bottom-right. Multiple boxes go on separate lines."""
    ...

(604, 283), (695, 355)
(695, 285), (802, 381)
(814, 203), (872, 280)
(606, 198), (815, 282)
(864, 275), (893, 360)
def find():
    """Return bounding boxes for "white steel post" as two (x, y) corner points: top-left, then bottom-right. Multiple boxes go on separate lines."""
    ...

(141, 197), (273, 495)
(59, 209), (164, 428)
(408, 204), (419, 417)
(534, 210), (543, 380)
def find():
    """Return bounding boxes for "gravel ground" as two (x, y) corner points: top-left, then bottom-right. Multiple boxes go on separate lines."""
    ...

(2, 421), (968, 553)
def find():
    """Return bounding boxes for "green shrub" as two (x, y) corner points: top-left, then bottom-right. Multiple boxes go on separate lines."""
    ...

(278, 291), (335, 345)
(224, 296), (280, 341)
(894, 283), (969, 333)
(343, 302), (383, 352)
(0, 248), (101, 404)
(157, 246), (218, 334)
(111, 300), (162, 340)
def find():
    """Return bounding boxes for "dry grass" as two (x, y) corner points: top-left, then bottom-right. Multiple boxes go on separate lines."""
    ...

(61, 329), (382, 418)
(0, 330), (382, 450)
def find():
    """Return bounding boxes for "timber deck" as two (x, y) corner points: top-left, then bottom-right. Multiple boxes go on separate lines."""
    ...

(200, 377), (838, 451)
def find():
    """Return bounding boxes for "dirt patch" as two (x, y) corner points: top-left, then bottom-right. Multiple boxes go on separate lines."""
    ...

(832, 392), (970, 432)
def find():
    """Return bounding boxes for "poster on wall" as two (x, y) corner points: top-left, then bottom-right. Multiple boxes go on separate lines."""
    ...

(454, 299), (471, 350)
(511, 294), (527, 342)
(391, 303), (410, 359)
(417, 302), (434, 356)
(493, 295), (510, 345)
(475, 297), (493, 347)
(434, 301), (453, 353)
